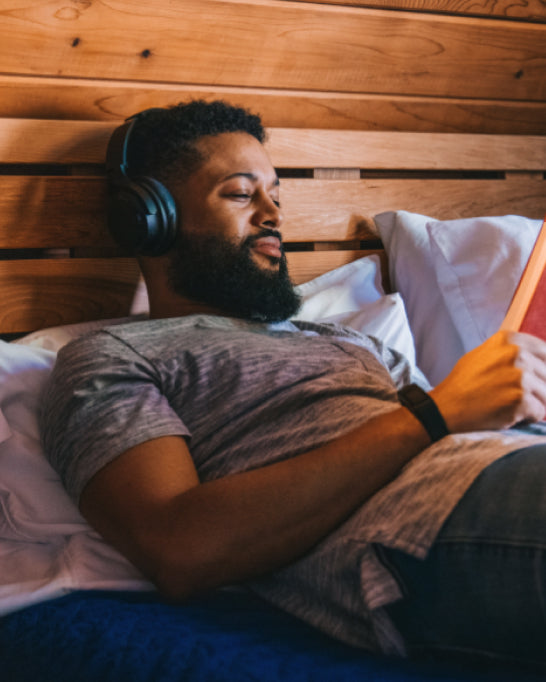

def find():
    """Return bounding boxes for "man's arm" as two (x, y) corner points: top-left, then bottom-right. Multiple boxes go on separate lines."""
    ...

(80, 330), (546, 600)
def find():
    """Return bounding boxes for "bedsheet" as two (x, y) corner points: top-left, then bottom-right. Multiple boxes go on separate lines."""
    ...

(0, 588), (543, 682)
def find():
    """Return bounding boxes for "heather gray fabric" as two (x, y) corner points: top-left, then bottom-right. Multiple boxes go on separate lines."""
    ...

(41, 316), (412, 502)
(40, 314), (546, 654)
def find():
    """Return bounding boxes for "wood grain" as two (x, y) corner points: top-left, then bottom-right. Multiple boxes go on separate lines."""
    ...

(2, 75), (546, 135)
(294, 0), (546, 22)
(0, 258), (141, 333)
(267, 129), (546, 170)
(286, 250), (377, 284)
(2, 119), (545, 170)
(0, 177), (111, 248)
(282, 177), (546, 227)
(0, 1), (544, 101)
(0, 119), (113, 164)
(2, 175), (544, 249)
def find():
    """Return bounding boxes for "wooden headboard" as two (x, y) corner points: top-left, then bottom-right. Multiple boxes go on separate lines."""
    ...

(0, 0), (545, 337)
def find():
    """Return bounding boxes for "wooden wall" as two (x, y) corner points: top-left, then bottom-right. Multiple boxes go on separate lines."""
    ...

(0, 0), (544, 335)
(0, 0), (545, 133)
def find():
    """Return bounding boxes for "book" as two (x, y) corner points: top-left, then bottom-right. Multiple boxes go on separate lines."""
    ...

(500, 216), (546, 340)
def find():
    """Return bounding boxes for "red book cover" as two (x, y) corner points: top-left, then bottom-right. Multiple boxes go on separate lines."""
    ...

(501, 216), (546, 340)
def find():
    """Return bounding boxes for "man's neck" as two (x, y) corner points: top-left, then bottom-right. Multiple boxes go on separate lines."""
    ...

(140, 259), (227, 320)
(148, 290), (228, 320)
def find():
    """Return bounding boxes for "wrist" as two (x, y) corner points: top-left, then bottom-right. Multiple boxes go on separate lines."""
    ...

(397, 384), (449, 443)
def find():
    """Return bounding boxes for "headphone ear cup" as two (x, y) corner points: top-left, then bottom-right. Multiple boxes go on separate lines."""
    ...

(107, 176), (178, 257)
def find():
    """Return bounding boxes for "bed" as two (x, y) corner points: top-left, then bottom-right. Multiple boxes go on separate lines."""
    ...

(1, 0), (546, 679)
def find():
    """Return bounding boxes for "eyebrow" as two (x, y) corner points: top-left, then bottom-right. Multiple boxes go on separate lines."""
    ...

(220, 172), (280, 187)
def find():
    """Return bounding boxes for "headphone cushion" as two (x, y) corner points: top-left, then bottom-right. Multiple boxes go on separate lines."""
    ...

(108, 176), (178, 256)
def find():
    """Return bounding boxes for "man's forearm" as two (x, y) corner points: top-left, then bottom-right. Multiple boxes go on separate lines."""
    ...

(140, 406), (431, 599)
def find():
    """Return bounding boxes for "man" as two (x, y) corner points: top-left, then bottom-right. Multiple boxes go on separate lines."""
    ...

(41, 100), (546, 668)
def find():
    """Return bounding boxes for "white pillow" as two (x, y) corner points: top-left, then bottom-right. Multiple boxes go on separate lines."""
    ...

(295, 253), (385, 315)
(375, 210), (542, 386)
(294, 255), (418, 371)
(427, 215), (541, 353)
(374, 211), (466, 385)
(17, 315), (146, 352)
(0, 341), (86, 539)
(0, 340), (151, 615)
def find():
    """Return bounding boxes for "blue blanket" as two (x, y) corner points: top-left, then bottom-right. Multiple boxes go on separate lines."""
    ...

(0, 590), (542, 682)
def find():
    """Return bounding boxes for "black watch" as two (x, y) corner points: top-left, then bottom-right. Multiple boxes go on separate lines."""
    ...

(397, 383), (449, 443)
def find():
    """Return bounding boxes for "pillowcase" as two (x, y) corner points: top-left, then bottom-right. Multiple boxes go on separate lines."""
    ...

(294, 255), (418, 371)
(375, 210), (542, 386)
(0, 340), (152, 615)
(374, 210), (466, 385)
(0, 341), (87, 539)
(295, 252), (385, 314)
(17, 315), (146, 352)
(427, 215), (541, 353)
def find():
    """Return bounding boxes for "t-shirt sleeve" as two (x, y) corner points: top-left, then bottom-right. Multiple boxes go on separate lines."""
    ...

(40, 330), (190, 503)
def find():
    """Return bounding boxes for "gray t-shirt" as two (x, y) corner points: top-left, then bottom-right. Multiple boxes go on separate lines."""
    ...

(40, 314), (546, 654)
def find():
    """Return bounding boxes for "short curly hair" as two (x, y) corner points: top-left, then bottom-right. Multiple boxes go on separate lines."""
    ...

(126, 100), (266, 186)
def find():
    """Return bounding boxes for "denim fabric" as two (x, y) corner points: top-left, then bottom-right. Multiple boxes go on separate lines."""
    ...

(380, 445), (546, 672)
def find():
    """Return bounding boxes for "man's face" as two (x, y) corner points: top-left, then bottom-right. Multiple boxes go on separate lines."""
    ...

(167, 132), (301, 321)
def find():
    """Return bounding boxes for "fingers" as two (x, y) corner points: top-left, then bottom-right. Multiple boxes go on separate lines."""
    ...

(520, 391), (546, 425)
(432, 331), (546, 433)
(489, 332), (546, 425)
(506, 331), (546, 364)
(517, 358), (546, 423)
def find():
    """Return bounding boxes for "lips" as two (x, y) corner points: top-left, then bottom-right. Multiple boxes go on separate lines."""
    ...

(251, 236), (282, 259)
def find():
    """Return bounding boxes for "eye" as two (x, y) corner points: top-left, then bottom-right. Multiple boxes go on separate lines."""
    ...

(228, 193), (251, 201)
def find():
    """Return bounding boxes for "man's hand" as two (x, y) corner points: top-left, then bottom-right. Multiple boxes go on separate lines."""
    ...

(431, 331), (546, 433)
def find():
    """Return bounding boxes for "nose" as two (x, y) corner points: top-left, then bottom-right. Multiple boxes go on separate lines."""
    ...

(253, 192), (282, 230)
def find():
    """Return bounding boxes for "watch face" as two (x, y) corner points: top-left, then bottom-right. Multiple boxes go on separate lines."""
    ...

(399, 383), (427, 406)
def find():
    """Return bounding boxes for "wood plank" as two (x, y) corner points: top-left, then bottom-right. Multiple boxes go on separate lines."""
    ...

(0, 1), (544, 101)
(0, 177), (111, 248)
(294, 0), (546, 23)
(286, 250), (377, 285)
(268, 129), (546, 170)
(0, 119), (113, 164)
(0, 258), (141, 334)
(2, 75), (546, 135)
(1, 176), (544, 249)
(283, 178), (546, 227)
(2, 119), (545, 170)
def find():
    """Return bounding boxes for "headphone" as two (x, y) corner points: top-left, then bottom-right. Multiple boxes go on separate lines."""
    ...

(106, 109), (178, 257)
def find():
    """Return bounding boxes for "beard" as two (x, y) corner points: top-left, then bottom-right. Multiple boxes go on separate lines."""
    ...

(167, 229), (301, 322)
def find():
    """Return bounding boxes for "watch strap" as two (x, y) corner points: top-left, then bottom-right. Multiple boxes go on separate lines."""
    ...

(397, 383), (449, 443)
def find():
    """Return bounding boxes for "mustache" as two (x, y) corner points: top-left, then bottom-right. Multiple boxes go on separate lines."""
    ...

(245, 228), (283, 248)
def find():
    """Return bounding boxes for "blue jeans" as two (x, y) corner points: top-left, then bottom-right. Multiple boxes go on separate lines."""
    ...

(379, 445), (546, 672)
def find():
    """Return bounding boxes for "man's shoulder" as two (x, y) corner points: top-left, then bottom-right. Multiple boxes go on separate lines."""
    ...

(52, 317), (174, 370)
(54, 315), (360, 370)
(59, 315), (200, 352)
(54, 314), (286, 363)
